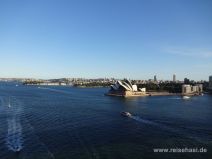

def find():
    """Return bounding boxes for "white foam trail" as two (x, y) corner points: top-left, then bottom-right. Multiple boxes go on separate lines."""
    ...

(6, 117), (23, 152)
(129, 115), (207, 143)
(130, 116), (176, 132)
(130, 116), (158, 126)
(4, 97), (55, 158)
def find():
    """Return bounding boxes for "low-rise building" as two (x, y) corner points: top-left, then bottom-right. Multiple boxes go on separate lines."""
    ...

(182, 84), (203, 95)
(182, 85), (192, 94)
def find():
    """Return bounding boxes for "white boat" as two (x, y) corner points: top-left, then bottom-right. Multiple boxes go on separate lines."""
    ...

(15, 147), (21, 154)
(183, 96), (190, 99)
(121, 112), (132, 117)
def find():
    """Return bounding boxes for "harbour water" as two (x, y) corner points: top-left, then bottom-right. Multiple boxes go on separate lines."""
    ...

(0, 82), (211, 159)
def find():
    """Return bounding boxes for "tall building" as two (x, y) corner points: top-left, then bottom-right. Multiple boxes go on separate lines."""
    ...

(154, 75), (157, 82)
(173, 74), (176, 82)
(208, 76), (212, 94)
(209, 76), (212, 89)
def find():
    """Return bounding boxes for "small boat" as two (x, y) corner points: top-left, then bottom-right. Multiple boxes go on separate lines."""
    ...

(121, 112), (132, 117)
(15, 146), (21, 154)
(182, 96), (190, 99)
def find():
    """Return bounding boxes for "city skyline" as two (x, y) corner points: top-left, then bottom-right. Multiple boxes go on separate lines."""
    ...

(0, 74), (211, 82)
(0, 0), (212, 80)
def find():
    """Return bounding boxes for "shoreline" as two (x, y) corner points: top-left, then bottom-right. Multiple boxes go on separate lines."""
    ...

(105, 91), (203, 97)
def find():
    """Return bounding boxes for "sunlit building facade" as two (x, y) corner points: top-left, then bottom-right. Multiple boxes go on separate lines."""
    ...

(182, 84), (203, 95)
(108, 80), (146, 96)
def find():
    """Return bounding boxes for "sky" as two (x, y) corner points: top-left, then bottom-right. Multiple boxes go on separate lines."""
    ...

(0, 0), (212, 80)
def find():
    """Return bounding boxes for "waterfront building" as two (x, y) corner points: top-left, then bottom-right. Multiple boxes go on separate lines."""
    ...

(191, 86), (198, 92)
(182, 84), (203, 95)
(110, 80), (136, 92)
(108, 80), (146, 97)
(182, 85), (191, 94)
(196, 84), (203, 92)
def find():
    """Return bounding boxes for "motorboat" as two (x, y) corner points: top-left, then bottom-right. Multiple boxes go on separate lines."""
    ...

(15, 147), (21, 154)
(121, 111), (132, 117)
(182, 96), (190, 99)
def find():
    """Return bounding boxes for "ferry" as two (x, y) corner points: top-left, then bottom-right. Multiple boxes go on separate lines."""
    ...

(121, 112), (132, 117)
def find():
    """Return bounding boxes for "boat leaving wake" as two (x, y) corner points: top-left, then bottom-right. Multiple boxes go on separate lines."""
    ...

(6, 117), (23, 152)
(130, 115), (187, 135)
(3, 97), (55, 158)
(130, 115), (184, 134)
(129, 115), (208, 143)
(130, 116), (158, 126)
(5, 97), (24, 153)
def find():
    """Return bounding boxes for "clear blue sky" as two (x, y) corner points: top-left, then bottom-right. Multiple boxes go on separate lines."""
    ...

(0, 0), (211, 80)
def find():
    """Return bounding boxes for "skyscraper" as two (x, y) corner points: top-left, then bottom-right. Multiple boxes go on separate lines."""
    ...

(209, 76), (212, 89)
(173, 74), (176, 82)
(154, 75), (157, 82)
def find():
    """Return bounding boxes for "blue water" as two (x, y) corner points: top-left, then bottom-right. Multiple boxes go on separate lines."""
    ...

(0, 82), (211, 159)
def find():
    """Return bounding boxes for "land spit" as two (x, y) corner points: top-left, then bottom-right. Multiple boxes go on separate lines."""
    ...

(105, 91), (197, 97)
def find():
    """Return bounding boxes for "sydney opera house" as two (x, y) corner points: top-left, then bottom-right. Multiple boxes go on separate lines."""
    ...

(107, 80), (146, 97)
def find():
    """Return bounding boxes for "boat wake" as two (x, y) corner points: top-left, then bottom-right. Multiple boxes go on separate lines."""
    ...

(130, 116), (158, 126)
(129, 115), (208, 143)
(5, 97), (24, 152)
(4, 97), (55, 158)
(130, 115), (186, 133)
(6, 117), (23, 152)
